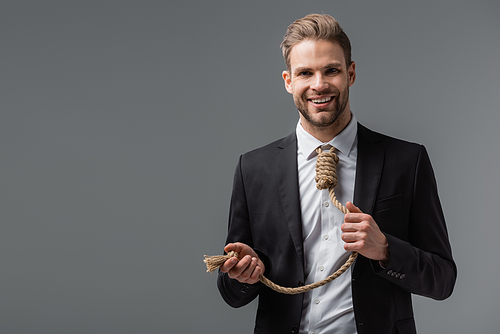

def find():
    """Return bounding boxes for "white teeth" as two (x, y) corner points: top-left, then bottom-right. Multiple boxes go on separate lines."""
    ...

(311, 97), (332, 103)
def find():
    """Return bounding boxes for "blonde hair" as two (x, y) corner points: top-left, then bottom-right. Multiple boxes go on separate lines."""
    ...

(281, 14), (352, 71)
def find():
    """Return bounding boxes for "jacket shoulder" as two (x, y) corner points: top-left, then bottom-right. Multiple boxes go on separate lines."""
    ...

(358, 123), (423, 152)
(240, 132), (296, 160)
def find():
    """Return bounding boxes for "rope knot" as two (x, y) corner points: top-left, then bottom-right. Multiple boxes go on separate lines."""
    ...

(315, 148), (339, 190)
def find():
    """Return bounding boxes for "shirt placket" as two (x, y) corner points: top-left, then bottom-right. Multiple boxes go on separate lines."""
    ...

(308, 188), (334, 331)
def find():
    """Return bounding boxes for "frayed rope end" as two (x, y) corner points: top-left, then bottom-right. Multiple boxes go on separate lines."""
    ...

(203, 251), (239, 273)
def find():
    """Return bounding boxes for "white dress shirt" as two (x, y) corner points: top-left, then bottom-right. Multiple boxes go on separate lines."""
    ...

(297, 114), (358, 334)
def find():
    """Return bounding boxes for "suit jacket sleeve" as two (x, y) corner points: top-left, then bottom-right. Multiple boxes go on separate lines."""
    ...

(217, 155), (265, 308)
(371, 145), (457, 300)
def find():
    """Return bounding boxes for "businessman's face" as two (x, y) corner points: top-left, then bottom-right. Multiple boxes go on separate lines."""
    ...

(282, 39), (356, 132)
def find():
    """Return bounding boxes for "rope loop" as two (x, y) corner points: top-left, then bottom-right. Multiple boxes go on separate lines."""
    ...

(204, 145), (357, 294)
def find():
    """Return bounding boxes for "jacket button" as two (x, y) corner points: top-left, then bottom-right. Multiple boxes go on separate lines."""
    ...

(386, 270), (393, 275)
(400, 274), (406, 279)
(240, 285), (249, 294)
(291, 325), (299, 333)
(298, 281), (304, 287)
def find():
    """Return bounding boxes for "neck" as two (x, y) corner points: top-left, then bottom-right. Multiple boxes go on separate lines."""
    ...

(301, 111), (352, 143)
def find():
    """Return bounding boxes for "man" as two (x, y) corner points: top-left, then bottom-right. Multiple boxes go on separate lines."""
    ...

(217, 14), (456, 334)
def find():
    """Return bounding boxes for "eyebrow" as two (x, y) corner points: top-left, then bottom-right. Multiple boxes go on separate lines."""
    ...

(293, 62), (344, 75)
(293, 67), (311, 75)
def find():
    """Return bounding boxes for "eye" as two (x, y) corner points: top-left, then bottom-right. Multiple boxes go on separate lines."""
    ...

(297, 71), (311, 76)
(326, 68), (339, 75)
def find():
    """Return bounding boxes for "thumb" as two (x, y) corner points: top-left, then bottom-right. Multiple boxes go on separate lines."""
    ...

(346, 201), (363, 213)
(224, 242), (244, 257)
(224, 243), (237, 254)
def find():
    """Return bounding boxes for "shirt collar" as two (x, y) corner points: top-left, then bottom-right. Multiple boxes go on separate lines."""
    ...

(296, 113), (358, 161)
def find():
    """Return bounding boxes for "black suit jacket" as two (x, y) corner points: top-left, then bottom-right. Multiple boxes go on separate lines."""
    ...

(217, 123), (457, 334)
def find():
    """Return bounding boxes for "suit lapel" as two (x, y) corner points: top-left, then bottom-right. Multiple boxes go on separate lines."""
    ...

(271, 124), (385, 269)
(354, 123), (385, 215)
(274, 132), (304, 267)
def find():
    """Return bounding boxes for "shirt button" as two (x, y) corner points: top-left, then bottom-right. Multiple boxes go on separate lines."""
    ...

(324, 201), (330, 207)
(319, 266), (324, 272)
(314, 298), (320, 304)
(323, 234), (329, 240)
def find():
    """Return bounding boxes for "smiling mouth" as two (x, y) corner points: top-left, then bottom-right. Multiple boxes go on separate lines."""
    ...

(309, 96), (332, 104)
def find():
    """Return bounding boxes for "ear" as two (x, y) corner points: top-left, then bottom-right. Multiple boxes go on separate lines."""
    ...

(348, 61), (356, 87)
(282, 70), (293, 94)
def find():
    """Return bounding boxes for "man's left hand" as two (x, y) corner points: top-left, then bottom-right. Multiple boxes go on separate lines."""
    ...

(341, 201), (390, 267)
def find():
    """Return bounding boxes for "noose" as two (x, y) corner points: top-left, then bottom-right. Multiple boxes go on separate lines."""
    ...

(204, 147), (357, 295)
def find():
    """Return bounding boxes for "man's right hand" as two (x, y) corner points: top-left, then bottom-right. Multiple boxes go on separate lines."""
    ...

(220, 242), (265, 285)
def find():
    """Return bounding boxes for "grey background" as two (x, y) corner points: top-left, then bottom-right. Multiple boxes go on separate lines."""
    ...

(1, 0), (499, 333)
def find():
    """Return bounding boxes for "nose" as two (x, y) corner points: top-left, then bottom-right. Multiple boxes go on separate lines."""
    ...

(310, 73), (329, 91)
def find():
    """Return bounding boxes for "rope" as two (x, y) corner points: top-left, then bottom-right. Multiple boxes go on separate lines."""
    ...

(315, 147), (349, 214)
(204, 147), (357, 295)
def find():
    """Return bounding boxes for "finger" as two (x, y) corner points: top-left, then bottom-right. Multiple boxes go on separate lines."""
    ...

(346, 201), (363, 213)
(344, 212), (366, 223)
(224, 243), (234, 255)
(224, 242), (242, 254)
(341, 231), (357, 243)
(249, 260), (263, 282)
(343, 230), (368, 244)
(225, 242), (258, 259)
(227, 255), (252, 279)
(345, 202), (364, 223)
(244, 258), (263, 284)
(219, 256), (238, 273)
(239, 256), (257, 280)
(344, 241), (362, 252)
(341, 222), (361, 232)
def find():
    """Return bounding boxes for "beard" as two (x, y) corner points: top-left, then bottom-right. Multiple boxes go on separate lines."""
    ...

(294, 85), (350, 129)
